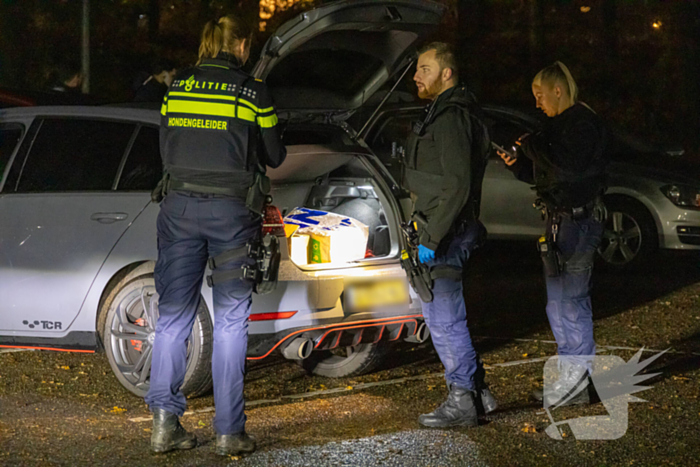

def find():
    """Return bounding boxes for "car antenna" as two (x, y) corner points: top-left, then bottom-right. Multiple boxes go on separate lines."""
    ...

(358, 57), (415, 140)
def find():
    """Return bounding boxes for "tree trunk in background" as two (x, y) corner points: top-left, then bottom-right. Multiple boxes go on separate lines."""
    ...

(602, 0), (618, 62)
(197, 0), (214, 31)
(456, 0), (487, 94)
(677, 1), (700, 153)
(0, 2), (16, 86)
(148, 0), (160, 41)
(528, 0), (545, 71)
(601, 0), (618, 103)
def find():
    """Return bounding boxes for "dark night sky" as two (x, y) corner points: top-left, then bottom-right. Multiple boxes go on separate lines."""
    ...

(0, 0), (698, 153)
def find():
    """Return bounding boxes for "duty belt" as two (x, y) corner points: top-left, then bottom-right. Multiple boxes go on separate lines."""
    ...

(166, 178), (249, 198)
(554, 201), (596, 219)
(535, 198), (597, 221)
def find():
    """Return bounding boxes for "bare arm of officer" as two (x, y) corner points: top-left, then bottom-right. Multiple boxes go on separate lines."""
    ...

(257, 84), (286, 169)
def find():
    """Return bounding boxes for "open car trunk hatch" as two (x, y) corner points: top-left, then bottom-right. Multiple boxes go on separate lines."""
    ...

(252, 0), (445, 113)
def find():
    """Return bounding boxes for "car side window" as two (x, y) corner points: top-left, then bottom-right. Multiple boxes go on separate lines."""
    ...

(0, 125), (23, 188)
(14, 118), (135, 192)
(368, 113), (416, 166)
(118, 126), (162, 191)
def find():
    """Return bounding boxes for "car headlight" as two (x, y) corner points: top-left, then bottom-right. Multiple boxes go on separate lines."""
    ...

(661, 184), (700, 209)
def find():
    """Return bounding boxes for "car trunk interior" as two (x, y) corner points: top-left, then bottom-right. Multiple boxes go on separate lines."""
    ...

(268, 149), (394, 268)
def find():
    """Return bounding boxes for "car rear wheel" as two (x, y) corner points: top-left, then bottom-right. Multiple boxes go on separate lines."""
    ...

(299, 342), (388, 378)
(102, 275), (213, 398)
(597, 198), (657, 269)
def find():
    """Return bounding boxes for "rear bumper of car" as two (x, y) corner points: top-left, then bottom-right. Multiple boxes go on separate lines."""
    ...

(246, 310), (424, 360)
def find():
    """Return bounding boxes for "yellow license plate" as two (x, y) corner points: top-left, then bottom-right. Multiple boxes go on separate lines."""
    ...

(346, 280), (410, 310)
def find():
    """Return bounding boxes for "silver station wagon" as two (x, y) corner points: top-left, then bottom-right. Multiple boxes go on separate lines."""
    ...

(0, 0), (444, 397)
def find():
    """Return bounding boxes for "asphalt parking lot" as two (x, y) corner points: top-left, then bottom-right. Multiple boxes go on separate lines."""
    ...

(1, 242), (699, 466)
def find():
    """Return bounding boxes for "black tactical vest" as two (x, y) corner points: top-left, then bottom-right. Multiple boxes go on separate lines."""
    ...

(404, 86), (491, 223)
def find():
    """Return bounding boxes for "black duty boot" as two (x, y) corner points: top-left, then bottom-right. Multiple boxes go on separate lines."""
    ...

(418, 384), (478, 428)
(216, 432), (256, 456)
(150, 408), (197, 453)
(532, 362), (594, 407)
(474, 364), (498, 415)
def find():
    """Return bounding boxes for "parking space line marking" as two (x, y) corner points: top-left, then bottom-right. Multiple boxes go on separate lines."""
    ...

(477, 336), (700, 357)
(127, 340), (696, 423)
(127, 355), (553, 423)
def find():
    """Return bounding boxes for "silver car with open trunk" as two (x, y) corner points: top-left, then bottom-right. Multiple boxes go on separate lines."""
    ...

(0, 0), (444, 397)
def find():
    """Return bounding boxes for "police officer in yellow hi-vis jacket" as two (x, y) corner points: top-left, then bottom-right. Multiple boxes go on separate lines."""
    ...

(145, 14), (285, 456)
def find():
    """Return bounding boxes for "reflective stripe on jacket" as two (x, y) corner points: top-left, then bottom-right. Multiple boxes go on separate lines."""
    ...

(160, 53), (286, 189)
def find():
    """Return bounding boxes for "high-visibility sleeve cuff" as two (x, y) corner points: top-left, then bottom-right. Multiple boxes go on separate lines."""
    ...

(257, 114), (278, 128)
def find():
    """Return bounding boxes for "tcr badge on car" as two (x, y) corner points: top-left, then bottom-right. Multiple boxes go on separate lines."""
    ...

(22, 320), (62, 330)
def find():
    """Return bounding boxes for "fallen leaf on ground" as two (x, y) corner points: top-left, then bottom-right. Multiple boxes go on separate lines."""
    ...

(521, 424), (537, 433)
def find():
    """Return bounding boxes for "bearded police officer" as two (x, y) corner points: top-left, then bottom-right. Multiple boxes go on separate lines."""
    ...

(498, 61), (606, 407)
(404, 42), (497, 428)
(145, 15), (285, 456)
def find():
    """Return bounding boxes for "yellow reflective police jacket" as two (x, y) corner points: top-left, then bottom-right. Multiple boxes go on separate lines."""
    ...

(160, 53), (286, 190)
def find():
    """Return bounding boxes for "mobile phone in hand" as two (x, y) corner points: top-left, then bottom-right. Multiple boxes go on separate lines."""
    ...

(492, 142), (517, 159)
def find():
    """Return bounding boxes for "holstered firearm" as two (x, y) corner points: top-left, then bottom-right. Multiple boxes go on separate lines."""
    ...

(400, 214), (434, 303)
(537, 235), (561, 277)
(253, 233), (280, 295)
(151, 173), (168, 203)
(206, 232), (280, 295)
(538, 211), (562, 278)
(246, 171), (271, 217)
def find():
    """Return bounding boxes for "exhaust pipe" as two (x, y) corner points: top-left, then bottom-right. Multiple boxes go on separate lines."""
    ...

(282, 337), (314, 360)
(405, 321), (430, 344)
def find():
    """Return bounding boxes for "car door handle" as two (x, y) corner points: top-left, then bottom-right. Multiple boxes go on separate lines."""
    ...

(91, 212), (128, 224)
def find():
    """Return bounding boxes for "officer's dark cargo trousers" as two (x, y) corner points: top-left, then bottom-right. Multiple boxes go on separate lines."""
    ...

(145, 191), (260, 435)
(545, 214), (603, 371)
(421, 221), (485, 391)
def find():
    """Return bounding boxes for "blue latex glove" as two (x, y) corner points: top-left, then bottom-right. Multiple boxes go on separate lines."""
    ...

(418, 244), (435, 264)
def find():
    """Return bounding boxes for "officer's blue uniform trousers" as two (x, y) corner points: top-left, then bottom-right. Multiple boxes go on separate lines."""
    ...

(421, 220), (484, 391)
(145, 191), (260, 435)
(545, 214), (603, 370)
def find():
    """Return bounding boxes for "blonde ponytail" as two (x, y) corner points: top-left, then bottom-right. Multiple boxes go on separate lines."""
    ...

(197, 20), (224, 65)
(196, 15), (253, 66)
(532, 61), (579, 107)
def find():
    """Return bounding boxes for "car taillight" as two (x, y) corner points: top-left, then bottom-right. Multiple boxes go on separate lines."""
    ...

(262, 205), (286, 237)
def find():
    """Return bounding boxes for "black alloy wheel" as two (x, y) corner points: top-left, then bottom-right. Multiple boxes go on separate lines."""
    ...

(103, 276), (213, 398)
